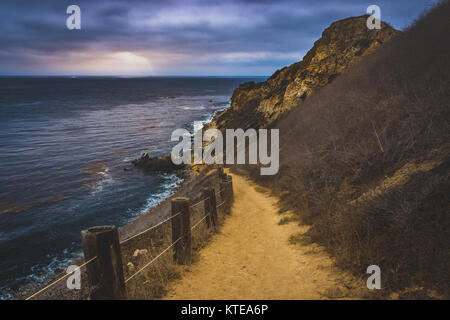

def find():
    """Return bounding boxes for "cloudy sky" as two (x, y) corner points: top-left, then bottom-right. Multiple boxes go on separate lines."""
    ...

(0, 0), (439, 76)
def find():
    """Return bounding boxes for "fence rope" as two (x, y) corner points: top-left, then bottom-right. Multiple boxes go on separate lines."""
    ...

(120, 211), (182, 245)
(216, 201), (225, 208)
(24, 180), (233, 299)
(191, 213), (210, 231)
(121, 197), (209, 246)
(26, 182), (231, 298)
(124, 237), (182, 284)
(190, 197), (208, 209)
(25, 256), (97, 300)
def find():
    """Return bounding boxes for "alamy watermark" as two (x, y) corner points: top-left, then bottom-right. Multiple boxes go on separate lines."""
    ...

(65, 4), (381, 31)
(171, 122), (279, 175)
(66, 265), (81, 290)
(366, 265), (381, 289)
(367, 5), (382, 30)
(66, 5), (81, 30)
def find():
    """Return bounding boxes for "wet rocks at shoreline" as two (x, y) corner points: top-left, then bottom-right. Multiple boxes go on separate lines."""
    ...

(132, 152), (186, 174)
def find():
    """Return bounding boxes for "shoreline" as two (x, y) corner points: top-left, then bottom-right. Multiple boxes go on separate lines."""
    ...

(19, 164), (226, 300)
(12, 100), (232, 300)
(119, 103), (231, 243)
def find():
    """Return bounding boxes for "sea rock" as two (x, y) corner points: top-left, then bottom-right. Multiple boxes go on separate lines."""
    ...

(210, 15), (400, 130)
(132, 153), (185, 173)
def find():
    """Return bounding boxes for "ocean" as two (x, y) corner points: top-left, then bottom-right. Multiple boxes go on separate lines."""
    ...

(0, 76), (264, 298)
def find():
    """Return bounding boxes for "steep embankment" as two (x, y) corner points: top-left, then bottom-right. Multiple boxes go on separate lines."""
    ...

(244, 1), (450, 298)
(209, 15), (399, 130)
(165, 172), (363, 299)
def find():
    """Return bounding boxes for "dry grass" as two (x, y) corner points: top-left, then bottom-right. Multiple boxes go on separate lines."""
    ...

(122, 194), (229, 299)
(21, 167), (231, 300)
(123, 174), (231, 300)
(120, 224), (180, 299)
(243, 0), (450, 298)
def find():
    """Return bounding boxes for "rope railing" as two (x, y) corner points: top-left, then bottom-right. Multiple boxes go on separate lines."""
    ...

(25, 256), (97, 300)
(216, 201), (225, 208)
(190, 197), (208, 209)
(120, 197), (209, 246)
(191, 213), (210, 231)
(24, 174), (234, 300)
(120, 211), (182, 245)
(124, 237), (182, 283)
(126, 195), (222, 283)
(24, 197), (212, 299)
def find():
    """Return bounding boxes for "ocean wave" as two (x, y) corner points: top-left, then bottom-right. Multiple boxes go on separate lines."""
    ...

(0, 247), (82, 300)
(89, 173), (113, 195)
(182, 105), (205, 110)
(79, 162), (113, 193)
(134, 174), (182, 217)
(193, 101), (230, 134)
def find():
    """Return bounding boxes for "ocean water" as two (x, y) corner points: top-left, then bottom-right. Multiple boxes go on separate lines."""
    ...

(0, 76), (264, 298)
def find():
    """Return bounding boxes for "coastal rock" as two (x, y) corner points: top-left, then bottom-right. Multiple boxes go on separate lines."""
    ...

(132, 153), (185, 173)
(211, 15), (400, 130)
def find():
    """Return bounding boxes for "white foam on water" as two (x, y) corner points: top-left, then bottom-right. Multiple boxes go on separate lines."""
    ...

(182, 105), (205, 110)
(193, 101), (231, 135)
(136, 174), (182, 217)
(0, 249), (82, 300)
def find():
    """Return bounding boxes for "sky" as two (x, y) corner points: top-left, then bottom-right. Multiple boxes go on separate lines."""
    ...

(0, 0), (440, 76)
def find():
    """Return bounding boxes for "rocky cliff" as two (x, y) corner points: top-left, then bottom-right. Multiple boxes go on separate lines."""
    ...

(210, 15), (399, 130)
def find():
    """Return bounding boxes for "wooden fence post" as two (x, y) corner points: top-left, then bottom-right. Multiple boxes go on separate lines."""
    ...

(219, 175), (234, 214)
(226, 175), (234, 203)
(218, 166), (226, 180)
(202, 188), (213, 229)
(81, 226), (126, 300)
(220, 180), (230, 214)
(209, 188), (219, 226)
(171, 197), (192, 265)
(203, 187), (218, 230)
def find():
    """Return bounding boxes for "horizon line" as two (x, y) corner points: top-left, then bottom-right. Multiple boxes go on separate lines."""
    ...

(0, 75), (269, 78)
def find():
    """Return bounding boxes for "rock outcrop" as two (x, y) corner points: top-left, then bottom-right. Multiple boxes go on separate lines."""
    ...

(132, 15), (399, 173)
(210, 15), (400, 130)
(132, 152), (185, 173)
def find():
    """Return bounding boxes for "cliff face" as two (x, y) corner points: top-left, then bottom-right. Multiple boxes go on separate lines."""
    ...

(212, 15), (399, 129)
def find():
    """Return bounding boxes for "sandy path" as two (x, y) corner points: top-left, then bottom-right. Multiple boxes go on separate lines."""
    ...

(164, 173), (360, 299)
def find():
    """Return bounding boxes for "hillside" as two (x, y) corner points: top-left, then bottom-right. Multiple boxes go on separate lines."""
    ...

(210, 15), (399, 130)
(229, 1), (450, 298)
(165, 172), (364, 299)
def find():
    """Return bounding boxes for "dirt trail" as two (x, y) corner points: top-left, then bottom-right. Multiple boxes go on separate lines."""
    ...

(164, 172), (362, 299)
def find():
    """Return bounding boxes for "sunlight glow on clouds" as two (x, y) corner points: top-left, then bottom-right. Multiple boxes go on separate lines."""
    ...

(108, 52), (151, 72)
(64, 51), (152, 75)
(0, 0), (441, 76)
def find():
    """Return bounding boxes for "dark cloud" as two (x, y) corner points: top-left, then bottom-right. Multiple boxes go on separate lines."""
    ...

(0, 0), (440, 75)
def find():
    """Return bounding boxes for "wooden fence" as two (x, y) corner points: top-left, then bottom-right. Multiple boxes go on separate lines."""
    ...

(26, 170), (233, 300)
